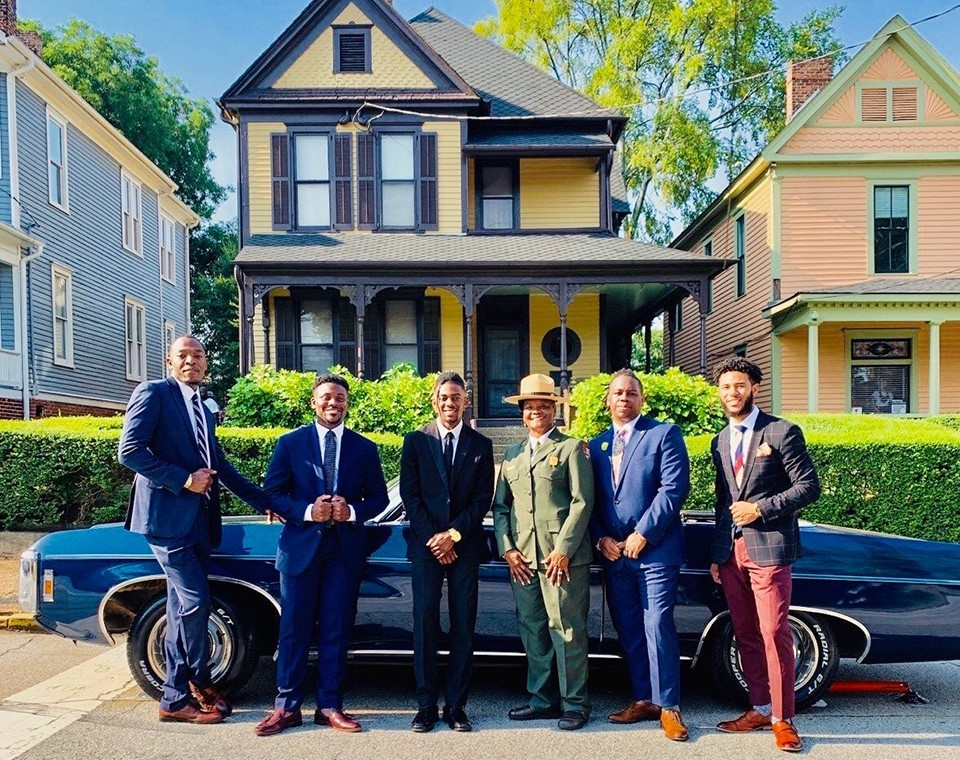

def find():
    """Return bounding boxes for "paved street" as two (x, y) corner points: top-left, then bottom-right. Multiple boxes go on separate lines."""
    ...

(1, 629), (958, 760)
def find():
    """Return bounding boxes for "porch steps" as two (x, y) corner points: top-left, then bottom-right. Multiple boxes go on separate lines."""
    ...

(473, 421), (526, 460)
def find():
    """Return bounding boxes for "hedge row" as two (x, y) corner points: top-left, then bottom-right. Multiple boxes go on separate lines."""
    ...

(0, 417), (401, 529)
(1, 414), (959, 543)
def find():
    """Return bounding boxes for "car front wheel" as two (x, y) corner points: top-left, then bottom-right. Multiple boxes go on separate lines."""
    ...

(126, 594), (259, 700)
(709, 611), (840, 710)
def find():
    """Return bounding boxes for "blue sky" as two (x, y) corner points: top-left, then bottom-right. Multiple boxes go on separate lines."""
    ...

(19, 1), (960, 221)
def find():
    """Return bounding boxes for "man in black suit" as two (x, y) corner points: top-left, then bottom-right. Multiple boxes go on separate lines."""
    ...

(400, 371), (495, 733)
(119, 336), (301, 724)
(709, 357), (820, 753)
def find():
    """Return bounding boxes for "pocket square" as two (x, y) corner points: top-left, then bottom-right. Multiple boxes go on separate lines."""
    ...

(474, 455), (481, 463)
(756, 442), (773, 457)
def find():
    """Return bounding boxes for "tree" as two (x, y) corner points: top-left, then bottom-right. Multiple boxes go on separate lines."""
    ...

(190, 221), (240, 400)
(21, 19), (224, 220)
(631, 324), (665, 373)
(477, 1), (844, 243)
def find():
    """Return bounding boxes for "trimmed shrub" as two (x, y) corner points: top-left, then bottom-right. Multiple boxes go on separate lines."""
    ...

(568, 367), (725, 440)
(226, 363), (435, 436)
(0, 417), (402, 529)
(930, 414), (960, 433)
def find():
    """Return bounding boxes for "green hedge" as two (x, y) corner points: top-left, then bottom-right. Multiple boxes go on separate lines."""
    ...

(0, 417), (401, 529)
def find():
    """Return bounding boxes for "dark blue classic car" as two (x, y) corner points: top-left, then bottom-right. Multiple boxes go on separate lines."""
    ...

(19, 480), (960, 708)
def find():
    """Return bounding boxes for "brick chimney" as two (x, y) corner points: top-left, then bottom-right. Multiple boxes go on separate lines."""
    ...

(785, 57), (833, 122)
(0, 0), (42, 55)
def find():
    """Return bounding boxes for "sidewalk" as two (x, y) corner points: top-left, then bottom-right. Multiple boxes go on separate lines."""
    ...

(0, 531), (47, 631)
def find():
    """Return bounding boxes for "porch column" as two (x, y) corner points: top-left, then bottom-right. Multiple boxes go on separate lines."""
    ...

(356, 309), (366, 379)
(807, 317), (819, 413)
(644, 322), (652, 373)
(559, 310), (569, 393)
(929, 320), (943, 415)
(239, 277), (255, 374)
(698, 311), (707, 377)
(667, 310), (676, 367)
(261, 300), (271, 365)
(463, 284), (476, 420)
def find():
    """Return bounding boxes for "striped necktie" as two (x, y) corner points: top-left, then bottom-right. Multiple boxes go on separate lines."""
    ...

(323, 429), (338, 494)
(732, 424), (747, 487)
(612, 428), (627, 486)
(191, 392), (210, 468)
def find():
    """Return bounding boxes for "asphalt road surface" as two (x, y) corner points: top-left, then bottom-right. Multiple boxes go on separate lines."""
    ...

(1, 630), (958, 760)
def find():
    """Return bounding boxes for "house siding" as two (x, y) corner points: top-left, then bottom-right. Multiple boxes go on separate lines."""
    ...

(781, 125), (960, 154)
(917, 176), (960, 274)
(248, 121), (286, 236)
(0, 73), (10, 225)
(421, 121), (461, 234)
(428, 286), (463, 373)
(520, 158), (599, 229)
(17, 80), (181, 405)
(528, 292), (600, 381)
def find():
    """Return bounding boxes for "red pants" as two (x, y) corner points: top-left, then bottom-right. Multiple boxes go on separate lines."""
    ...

(718, 537), (795, 720)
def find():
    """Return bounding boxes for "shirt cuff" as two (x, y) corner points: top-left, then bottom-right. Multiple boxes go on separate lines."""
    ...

(303, 503), (314, 522)
(347, 504), (356, 522)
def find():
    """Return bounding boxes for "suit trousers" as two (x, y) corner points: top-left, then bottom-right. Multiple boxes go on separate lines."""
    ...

(718, 536), (795, 720)
(605, 561), (681, 708)
(147, 512), (212, 712)
(411, 556), (479, 710)
(511, 564), (591, 714)
(275, 528), (359, 712)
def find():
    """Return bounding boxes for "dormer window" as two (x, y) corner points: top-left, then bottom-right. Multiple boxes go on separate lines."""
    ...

(858, 84), (919, 122)
(334, 27), (371, 73)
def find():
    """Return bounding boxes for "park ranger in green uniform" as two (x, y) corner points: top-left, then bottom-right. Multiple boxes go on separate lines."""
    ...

(493, 373), (595, 731)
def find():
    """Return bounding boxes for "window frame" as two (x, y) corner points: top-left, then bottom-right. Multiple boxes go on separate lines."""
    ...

(51, 264), (74, 368)
(121, 171), (143, 256)
(333, 26), (372, 74)
(671, 300), (683, 333)
(159, 214), (177, 284)
(845, 329), (918, 414)
(734, 213), (746, 298)
(377, 129), (418, 231)
(868, 180), (917, 275)
(46, 107), (69, 212)
(289, 129), (335, 232)
(855, 81), (924, 124)
(0, 261), (16, 352)
(164, 320), (176, 356)
(475, 159), (520, 231)
(124, 296), (147, 382)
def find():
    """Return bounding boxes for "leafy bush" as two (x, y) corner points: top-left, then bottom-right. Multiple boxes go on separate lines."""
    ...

(0, 418), (401, 528)
(568, 367), (725, 440)
(930, 414), (960, 432)
(225, 363), (435, 436)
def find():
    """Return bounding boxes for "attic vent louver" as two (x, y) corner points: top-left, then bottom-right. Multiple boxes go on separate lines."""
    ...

(338, 32), (368, 73)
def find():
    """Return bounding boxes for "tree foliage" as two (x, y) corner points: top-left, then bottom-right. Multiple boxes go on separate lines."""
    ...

(22, 19), (224, 220)
(477, 1), (844, 243)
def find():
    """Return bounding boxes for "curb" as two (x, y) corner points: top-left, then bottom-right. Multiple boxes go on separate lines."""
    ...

(0, 612), (45, 632)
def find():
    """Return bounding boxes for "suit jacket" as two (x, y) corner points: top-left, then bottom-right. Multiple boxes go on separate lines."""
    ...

(493, 428), (595, 568)
(589, 416), (690, 567)
(119, 376), (288, 547)
(400, 422), (495, 563)
(710, 410), (821, 567)
(265, 424), (389, 578)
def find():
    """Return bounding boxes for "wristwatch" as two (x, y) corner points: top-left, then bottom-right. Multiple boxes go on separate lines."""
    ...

(448, 527), (462, 543)
(595, 537), (605, 552)
(184, 474), (193, 490)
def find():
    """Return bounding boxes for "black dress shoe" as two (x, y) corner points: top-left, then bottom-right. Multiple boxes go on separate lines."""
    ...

(508, 704), (563, 721)
(411, 706), (439, 733)
(443, 705), (473, 732)
(558, 710), (589, 731)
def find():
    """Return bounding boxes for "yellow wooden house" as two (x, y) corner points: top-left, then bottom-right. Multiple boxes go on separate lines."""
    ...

(219, 0), (721, 419)
(669, 17), (960, 416)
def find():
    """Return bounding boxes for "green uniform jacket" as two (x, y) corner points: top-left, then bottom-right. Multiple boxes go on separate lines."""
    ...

(493, 428), (595, 567)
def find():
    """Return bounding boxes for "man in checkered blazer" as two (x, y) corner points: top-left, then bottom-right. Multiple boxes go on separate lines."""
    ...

(708, 358), (820, 753)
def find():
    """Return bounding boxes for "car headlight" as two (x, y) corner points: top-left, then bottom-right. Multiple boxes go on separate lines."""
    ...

(18, 549), (38, 614)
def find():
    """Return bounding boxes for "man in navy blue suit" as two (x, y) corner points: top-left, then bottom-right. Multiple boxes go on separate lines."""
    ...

(255, 373), (389, 737)
(119, 335), (299, 724)
(588, 369), (691, 742)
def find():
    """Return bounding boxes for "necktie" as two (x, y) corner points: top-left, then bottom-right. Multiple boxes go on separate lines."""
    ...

(444, 431), (454, 480)
(612, 428), (627, 486)
(323, 429), (337, 494)
(191, 393), (210, 468)
(732, 424), (747, 488)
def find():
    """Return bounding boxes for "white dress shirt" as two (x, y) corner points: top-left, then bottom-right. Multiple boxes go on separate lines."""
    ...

(727, 405), (761, 463)
(437, 418), (464, 460)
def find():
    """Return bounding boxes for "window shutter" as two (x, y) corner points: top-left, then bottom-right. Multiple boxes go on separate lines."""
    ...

(357, 133), (376, 229)
(271, 133), (291, 229)
(333, 134), (353, 229)
(274, 297), (297, 369)
(418, 133), (438, 229)
(892, 87), (918, 121)
(363, 300), (382, 379)
(336, 298), (357, 372)
(421, 297), (441, 373)
(861, 88), (888, 122)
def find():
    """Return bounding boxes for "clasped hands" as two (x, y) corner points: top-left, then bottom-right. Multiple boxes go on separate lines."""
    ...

(426, 532), (457, 565)
(311, 494), (351, 523)
(597, 532), (647, 561)
(503, 548), (569, 586)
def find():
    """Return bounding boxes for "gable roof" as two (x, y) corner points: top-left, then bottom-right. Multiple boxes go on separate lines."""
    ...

(408, 8), (620, 122)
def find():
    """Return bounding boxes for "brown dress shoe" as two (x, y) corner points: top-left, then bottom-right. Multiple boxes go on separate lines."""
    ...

(660, 709), (689, 741)
(190, 682), (232, 717)
(254, 708), (303, 737)
(608, 700), (662, 724)
(315, 708), (362, 733)
(773, 720), (803, 752)
(159, 699), (225, 724)
(717, 709), (773, 733)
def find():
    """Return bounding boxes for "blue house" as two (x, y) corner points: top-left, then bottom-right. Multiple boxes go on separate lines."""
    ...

(0, 14), (199, 419)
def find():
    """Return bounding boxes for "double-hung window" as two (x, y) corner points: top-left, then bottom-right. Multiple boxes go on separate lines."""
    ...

(734, 215), (746, 298)
(850, 336), (913, 414)
(872, 185), (910, 274)
(294, 134), (332, 229)
(47, 109), (68, 210)
(122, 172), (143, 255)
(0, 263), (14, 351)
(160, 215), (176, 283)
(477, 162), (518, 230)
(51, 265), (73, 366)
(380, 134), (416, 229)
(125, 297), (147, 381)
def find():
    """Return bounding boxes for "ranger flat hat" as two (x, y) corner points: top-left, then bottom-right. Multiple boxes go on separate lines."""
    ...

(504, 373), (565, 405)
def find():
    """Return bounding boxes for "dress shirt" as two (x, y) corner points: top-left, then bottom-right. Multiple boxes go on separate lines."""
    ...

(612, 414), (641, 444)
(175, 379), (208, 489)
(303, 422), (356, 522)
(727, 405), (761, 464)
(528, 427), (556, 455)
(436, 418), (464, 460)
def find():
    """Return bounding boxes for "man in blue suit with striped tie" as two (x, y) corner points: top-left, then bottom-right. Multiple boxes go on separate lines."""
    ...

(255, 373), (389, 736)
(588, 369), (691, 742)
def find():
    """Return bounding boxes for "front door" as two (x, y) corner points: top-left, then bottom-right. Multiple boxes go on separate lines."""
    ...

(479, 296), (529, 418)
